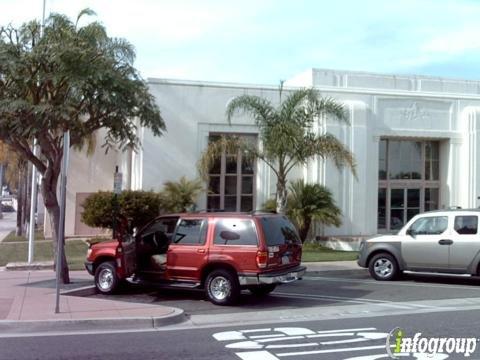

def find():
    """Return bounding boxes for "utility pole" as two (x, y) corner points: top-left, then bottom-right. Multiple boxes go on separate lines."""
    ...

(28, 0), (46, 263)
(55, 131), (70, 314)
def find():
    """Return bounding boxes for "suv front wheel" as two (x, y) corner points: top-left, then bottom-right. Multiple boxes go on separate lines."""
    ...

(368, 253), (399, 281)
(205, 269), (240, 305)
(95, 261), (120, 294)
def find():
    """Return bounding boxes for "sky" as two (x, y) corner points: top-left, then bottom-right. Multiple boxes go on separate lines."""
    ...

(1, 0), (480, 85)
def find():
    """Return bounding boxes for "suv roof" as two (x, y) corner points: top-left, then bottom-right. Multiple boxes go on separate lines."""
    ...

(163, 211), (280, 218)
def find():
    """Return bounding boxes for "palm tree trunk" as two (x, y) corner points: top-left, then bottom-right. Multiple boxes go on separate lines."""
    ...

(276, 177), (288, 214)
(299, 217), (312, 243)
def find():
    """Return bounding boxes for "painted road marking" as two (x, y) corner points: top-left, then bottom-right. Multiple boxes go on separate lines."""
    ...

(303, 275), (480, 291)
(213, 326), (451, 360)
(272, 292), (435, 310)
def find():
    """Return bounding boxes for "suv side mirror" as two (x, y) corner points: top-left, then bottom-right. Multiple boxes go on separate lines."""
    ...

(406, 228), (416, 237)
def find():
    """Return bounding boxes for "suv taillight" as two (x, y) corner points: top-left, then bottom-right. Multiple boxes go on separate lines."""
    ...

(256, 251), (268, 269)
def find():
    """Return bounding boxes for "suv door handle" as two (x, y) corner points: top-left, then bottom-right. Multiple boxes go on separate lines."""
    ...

(438, 239), (453, 245)
(197, 249), (206, 254)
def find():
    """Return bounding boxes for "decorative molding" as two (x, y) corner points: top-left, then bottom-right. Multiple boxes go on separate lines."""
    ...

(402, 102), (431, 123)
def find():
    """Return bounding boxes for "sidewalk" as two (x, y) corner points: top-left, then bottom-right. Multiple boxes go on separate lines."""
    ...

(0, 211), (16, 242)
(303, 260), (361, 272)
(0, 270), (184, 334)
(0, 261), (360, 335)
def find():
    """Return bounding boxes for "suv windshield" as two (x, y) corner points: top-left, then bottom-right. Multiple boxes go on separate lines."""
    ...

(261, 216), (300, 246)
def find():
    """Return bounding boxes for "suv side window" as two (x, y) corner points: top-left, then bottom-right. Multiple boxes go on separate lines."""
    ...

(141, 217), (178, 244)
(454, 216), (478, 235)
(409, 216), (448, 235)
(214, 219), (258, 246)
(173, 219), (207, 245)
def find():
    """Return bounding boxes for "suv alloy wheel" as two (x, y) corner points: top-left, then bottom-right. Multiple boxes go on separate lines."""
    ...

(94, 261), (120, 294)
(205, 269), (240, 305)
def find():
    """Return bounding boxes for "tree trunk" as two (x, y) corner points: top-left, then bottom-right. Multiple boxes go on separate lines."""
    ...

(41, 163), (70, 284)
(299, 217), (312, 244)
(276, 177), (288, 214)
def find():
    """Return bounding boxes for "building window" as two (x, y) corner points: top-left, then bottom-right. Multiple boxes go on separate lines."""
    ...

(378, 140), (441, 232)
(207, 134), (256, 212)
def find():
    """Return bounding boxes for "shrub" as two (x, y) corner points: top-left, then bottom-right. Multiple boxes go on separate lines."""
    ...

(81, 190), (162, 234)
(262, 180), (342, 243)
(160, 176), (203, 213)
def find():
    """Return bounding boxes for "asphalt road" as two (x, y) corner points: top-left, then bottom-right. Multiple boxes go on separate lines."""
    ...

(81, 268), (480, 316)
(2, 309), (480, 360)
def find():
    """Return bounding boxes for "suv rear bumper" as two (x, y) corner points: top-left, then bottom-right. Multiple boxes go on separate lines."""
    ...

(238, 266), (306, 286)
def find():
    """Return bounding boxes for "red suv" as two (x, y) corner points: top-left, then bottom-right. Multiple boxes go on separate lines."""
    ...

(85, 212), (306, 305)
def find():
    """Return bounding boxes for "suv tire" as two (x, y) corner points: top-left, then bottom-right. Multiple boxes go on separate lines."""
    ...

(368, 253), (399, 281)
(249, 284), (277, 296)
(205, 269), (240, 305)
(95, 261), (120, 294)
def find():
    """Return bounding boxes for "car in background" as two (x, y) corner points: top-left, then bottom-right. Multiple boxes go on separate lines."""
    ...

(85, 212), (305, 305)
(358, 209), (480, 281)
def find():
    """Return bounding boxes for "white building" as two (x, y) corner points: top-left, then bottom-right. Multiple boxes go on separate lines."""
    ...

(52, 69), (480, 240)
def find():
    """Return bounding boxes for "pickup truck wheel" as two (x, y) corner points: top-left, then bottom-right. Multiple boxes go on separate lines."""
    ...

(249, 284), (277, 297)
(205, 269), (239, 305)
(95, 261), (119, 294)
(368, 253), (399, 281)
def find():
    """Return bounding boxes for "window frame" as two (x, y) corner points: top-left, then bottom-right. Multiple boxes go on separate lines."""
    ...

(172, 218), (208, 246)
(407, 215), (449, 236)
(454, 215), (479, 235)
(207, 133), (257, 212)
(212, 218), (259, 247)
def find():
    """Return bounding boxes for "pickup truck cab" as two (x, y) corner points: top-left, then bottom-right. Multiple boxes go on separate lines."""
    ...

(85, 212), (306, 305)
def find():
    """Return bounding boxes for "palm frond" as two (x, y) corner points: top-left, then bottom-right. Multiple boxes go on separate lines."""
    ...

(316, 97), (349, 124)
(197, 135), (255, 180)
(315, 134), (357, 177)
(226, 95), (276, 125)
(161, 176), (204, 212)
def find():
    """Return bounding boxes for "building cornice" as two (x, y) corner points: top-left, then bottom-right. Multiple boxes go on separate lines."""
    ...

(148, 77), (480, 101)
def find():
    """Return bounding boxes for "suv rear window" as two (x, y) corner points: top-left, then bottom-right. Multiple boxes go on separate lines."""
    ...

(261, 216), (300, 246)
(214, 219), (258, 245)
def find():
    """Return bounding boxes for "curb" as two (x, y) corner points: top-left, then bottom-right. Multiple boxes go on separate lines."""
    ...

(0, 308), (186, 335)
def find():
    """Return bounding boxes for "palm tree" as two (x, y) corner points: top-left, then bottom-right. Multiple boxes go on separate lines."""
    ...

(288, 180), (341, 243)
(161, 176), (204, 213)
(198, 88), (356, 213)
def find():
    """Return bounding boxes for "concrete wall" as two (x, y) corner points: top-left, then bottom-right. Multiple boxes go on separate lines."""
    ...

(53, 69), (480, 238)
(142, 70), (480, 238)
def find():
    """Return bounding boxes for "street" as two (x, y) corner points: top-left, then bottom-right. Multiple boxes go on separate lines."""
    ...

(84, 268), (480, 316)
(3, 269), (480, 359)
(2, 310), (480, 359)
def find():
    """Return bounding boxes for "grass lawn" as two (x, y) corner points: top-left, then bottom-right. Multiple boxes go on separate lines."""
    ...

(0, 238), (88, 270)
(2, 230), (45, 242)
(302, 242), (358, 262)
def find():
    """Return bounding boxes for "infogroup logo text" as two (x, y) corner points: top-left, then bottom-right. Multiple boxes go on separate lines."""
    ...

(386, 327), (477, 359)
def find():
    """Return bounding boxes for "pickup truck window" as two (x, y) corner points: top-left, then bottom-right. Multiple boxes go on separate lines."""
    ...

(214, 219), (258, 245)
(408, 216), (448, 235)
(454, 216), (478, 235)
(173, 219), (207, 245)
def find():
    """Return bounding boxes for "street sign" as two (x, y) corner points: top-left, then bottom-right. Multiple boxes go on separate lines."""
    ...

(114, 172), (123, 195)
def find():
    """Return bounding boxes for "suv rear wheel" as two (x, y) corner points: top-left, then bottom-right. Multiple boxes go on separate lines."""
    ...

(205, 269), (240, 305)
(95, 261), (120, 294)
(249, 284), (277, 297)
(368, 253), (399, 281)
